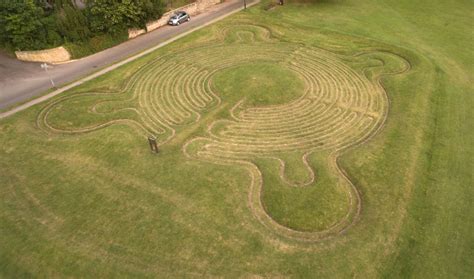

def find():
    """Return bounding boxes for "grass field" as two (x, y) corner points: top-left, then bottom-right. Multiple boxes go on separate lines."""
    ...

(1, 0), (472, 277)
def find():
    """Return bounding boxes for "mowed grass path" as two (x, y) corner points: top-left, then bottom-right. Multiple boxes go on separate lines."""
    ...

(1, 0), (472, 277)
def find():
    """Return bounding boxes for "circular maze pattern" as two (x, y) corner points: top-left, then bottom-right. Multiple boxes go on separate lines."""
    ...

(38, 24), (410, 242)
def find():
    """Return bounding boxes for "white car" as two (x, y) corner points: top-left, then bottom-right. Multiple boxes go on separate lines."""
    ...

(168, 11), (190, 26)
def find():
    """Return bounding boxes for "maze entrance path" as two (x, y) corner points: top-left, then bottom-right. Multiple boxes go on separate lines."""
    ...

(38, 24), (410, 242)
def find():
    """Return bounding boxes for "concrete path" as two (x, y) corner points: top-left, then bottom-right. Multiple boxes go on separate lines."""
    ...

(0, 0), (257, 118)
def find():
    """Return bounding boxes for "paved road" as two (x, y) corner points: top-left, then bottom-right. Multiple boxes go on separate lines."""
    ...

(0, 0), (251, 111)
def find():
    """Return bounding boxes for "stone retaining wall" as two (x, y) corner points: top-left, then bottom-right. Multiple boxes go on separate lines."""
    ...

(142, 0), (221, 34)
(15, 46), (71, 63)
(128, 28), (147, 39)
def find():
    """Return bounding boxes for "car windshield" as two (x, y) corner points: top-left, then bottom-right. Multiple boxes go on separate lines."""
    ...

(171, 15), (178, 19)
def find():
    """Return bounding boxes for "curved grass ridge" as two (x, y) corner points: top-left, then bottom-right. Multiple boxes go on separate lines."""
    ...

(36, 24), (411, 242)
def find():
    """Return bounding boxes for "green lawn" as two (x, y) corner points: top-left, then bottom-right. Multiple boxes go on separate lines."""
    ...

(1, 0), (472, 277)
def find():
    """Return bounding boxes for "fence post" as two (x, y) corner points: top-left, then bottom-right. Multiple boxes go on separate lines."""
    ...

(148, 136), (158, 153)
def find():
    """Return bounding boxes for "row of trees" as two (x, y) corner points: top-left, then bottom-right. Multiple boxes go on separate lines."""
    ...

(0, 0), (165, 51)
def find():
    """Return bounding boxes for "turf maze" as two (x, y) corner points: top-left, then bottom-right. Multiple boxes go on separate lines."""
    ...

(37, 24), (411, 243)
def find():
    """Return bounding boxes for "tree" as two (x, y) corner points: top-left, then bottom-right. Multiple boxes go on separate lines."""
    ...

(140, 0), (165, 22)
(0, 0), (47, 50)
(88, 0), (145, 34)
(40, 15), (64, 47)
(57, 5), (91, 42)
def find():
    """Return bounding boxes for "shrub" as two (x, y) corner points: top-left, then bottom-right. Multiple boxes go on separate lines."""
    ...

(64, 31), (128, 59)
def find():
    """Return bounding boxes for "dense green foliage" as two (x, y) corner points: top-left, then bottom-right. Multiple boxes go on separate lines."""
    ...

(0, 1), (47, 50)
(56, 5), (91, 42)
(141, 0), (167, 22)
(0, 0), (472, 277)
(88, 0), (144, 34)
(64, 31), (128, 58)
(0, 0), (165, 56)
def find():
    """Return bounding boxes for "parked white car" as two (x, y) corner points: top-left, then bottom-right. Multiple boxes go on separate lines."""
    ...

(168, 11), (190, 26)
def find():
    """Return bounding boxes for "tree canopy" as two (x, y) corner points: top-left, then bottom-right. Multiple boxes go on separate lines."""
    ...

(0, 0), (165, 51)
(0, 1), (46, 50)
